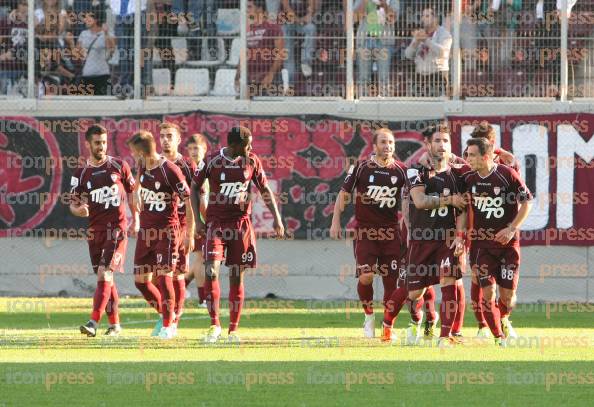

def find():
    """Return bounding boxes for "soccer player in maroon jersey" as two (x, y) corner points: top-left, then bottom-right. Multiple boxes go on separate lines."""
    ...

(330, 128), (407, 339)
(462, 137), (533, 346)
(157, 122), (197, 335)
(466, 122), (520, 339)
(127, 130), (193, 339)
(190, 126), (284, 343)
(403, 123), (469, 346)
(70, 124), (136, 337)
(183, 134), (209, 306)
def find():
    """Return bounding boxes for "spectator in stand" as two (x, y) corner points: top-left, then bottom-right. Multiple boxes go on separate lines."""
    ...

(280, 0), (316, 84)
(70, 1), (94, 38)
(0, 0), (28, 95)
(110, 0), (152, 98)
(404, 5), (451, 97)
(76, 4), (115, 95)
(173, 0), (216, 53)
(354, 0), (398, 97)
(476, 0), (522, 73)
(154, 1), (176, 83)
(237, 0), (284, 97)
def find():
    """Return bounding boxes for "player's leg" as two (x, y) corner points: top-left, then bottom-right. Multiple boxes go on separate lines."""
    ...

(450, 279), (465, 338)
(477, 250), (505, 344)
(193, 250), (207, 305)
(381, 259), (408, 343)
(104, 282), (121, 336)
(203, 259), (222, 342)
(172, 239), (189, 333)
(154, 227), (181, 339)
(133, 230), (163, 335)
(405, 242), (431, 345)
(80, 232), (106, 337)
(354, 234), (379, 338)
(497, 248), (520, 339)
(470, 247), (490, 337)
(225, 218), (258, 341)
(422, 285), (438, 338)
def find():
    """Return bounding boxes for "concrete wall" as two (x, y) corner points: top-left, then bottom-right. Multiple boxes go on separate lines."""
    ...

(0, 238), (591, 302)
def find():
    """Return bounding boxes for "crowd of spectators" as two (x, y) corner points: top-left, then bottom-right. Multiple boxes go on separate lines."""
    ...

(0, 0), (591, 98)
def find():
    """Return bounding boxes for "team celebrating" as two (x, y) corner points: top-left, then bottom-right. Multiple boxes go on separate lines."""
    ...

(69, 119), (532, 346)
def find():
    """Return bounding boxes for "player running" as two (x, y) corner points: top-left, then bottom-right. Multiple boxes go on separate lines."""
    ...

(403, 123), (468, 346)
(154, 122), (197, 334)
(183, 134), (209, 307)
(190, 126), (284, 343)
(127, 130), (193, 339)
(330, 128), (407, 339)
(71, 124), (136, 337)
(462, 137), (533, 346)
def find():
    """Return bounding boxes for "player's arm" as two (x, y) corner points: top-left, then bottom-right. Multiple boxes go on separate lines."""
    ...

(68, 174), (88, 217)
(450, 209), (467, 256)
(122, 161), (140, 237)
(184, 194), (195, 252)
(330, 189), (350, 239)
(409, 185), (467, 211)
(494, 200), (532, 245)
(190, 180), (206, 237)
(260, 184), (285, 238)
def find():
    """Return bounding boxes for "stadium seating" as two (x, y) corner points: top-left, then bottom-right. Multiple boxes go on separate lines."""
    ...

(211, 69), (238, 97)
(173, 69), (210, 96)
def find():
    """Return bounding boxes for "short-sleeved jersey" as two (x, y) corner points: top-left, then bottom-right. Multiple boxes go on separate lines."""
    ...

(138, 157), (191, 229)
(192, 148), (269, 223)
(461, 164), (533, 248)
(341, 157), (407, 227)
(70, 156), (135, 231)
(171, 154), (197, 226)
(406, 163), (468, 241)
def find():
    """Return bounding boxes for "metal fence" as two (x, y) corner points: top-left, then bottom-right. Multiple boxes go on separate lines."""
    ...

(0, 0), (592, 100)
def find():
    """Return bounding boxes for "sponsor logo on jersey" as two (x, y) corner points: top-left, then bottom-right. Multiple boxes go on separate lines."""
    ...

(140, 187), (166, 211)
(90, 184), (121, 209)
(365, 185), (399, 208)
(474, 196), (504, 218)
(220, 181), (249, 204)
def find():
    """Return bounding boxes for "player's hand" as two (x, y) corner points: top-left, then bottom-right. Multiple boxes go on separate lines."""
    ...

(273, 219), (285, 239)
(72, 204), (89, 217)
(449, 193), (469, 211)
(494, 226), (516, 245)
(330, 221), (342, 239)
(133, 192), (143, 212)
(450, 236), (465, 257)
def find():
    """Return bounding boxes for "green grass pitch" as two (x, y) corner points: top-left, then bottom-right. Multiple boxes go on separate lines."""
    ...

(0, 297), (592, 406)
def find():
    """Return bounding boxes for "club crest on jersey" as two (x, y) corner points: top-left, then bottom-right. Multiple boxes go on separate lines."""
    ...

(390, 176), (397, 184)
(221, 172), (226, 181)
(110, 174), (118, 183)
(472, 186), (477, 194)
(155, 181), (160, 190)
(494, 187), (501, 195)
(113, 253), (122, 266)
(140, 175), (144, 182)
(443, 188), (450, 196)
(87, 181), (91, 189)
(156, 254), (162, 263)
(243, 169), (250, 179)
(369, 175), (374, 183)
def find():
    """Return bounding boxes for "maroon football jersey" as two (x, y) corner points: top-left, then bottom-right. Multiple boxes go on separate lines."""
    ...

(138, 157), (190, 229)
(341, 157), (407, 227)
(461, 164), (532, 248)
(192, 148), (269, 223)
(70, 156), (135, 231)
(406, 163), (467, 241)
(171, 154), (197, 226)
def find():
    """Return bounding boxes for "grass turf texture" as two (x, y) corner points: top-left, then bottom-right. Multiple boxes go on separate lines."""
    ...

(0, 297), (592, 406)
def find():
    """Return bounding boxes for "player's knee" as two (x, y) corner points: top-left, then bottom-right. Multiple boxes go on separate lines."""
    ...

(358, 273), (373, 285)
(408, 290), (423, 301)
(205, 262), (219, 280)
(482, 285), (496, 301)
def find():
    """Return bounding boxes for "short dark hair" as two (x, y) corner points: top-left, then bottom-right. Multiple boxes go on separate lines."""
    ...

(85, 124), (107, 141)
(228, 126), (252, 146)
(186, 133), (208, 149)
(422, 121), (450, 141)
(249, 0), (267, 11)
(470, 121), (496, 142)
(466, 137), (493, 156)
(127, 130), (156, 155)
(87, 4), (106, 25)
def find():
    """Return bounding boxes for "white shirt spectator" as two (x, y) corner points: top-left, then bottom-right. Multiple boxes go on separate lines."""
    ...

(405, 25), (452, 74)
